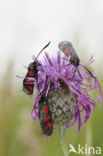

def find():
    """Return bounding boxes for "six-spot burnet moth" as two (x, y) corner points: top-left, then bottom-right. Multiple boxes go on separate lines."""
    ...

(38, 75), (53, 136)
(58, 41), (95, 78)
(23, 41), (51, 95)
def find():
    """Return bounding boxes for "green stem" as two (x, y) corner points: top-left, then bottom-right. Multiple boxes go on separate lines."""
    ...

(58, 126), (69, 156)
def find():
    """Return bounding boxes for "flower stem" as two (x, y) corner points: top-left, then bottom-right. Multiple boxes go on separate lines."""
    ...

(58, 126), (69, 156)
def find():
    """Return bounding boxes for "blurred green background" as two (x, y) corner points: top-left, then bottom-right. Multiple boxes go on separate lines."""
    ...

(0, 55), (103, 156)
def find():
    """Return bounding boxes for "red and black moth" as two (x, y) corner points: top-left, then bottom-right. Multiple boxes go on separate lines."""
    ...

(38, 96), (53, 136)
(23, 41), (51, 95)
(58, 41), (95, 78)
(23, 62), (38, 95)
(38, 75), (53, 136)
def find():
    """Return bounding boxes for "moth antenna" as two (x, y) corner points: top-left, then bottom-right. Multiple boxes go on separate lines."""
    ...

(37, 41), (51, 59)
(79, 64), (95, 78)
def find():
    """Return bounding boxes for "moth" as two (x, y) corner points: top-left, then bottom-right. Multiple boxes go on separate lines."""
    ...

(58, 41), (95, 78)
(23, 41), (51, 95)
(38, 76), (53, 136)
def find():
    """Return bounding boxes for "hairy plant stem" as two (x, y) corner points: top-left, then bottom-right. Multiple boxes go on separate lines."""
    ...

(58, 126), (69, 156)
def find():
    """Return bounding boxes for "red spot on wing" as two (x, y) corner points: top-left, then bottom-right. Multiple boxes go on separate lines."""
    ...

(27, 86), (33, 90)
(68, 53), (70, 57)
(28, 71), (35, 76)
(44, 105), (48, 113)
(44, 123), (52, 131)
(43, 115), (51, 122)
(64, 46), (70, 54)
(67, 52), (74, 60)
(24, 86), (33, 91)
(25, 79), (33, 83)
(61, 45), (65, 49)
(70, 53), (73, 60)
(47, 123), (51, 127)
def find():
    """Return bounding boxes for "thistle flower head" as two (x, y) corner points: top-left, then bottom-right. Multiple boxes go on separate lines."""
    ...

(31, 51), (102, 134)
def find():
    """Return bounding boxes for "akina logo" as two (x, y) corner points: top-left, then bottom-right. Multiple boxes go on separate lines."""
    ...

(68, 144), (101, 155)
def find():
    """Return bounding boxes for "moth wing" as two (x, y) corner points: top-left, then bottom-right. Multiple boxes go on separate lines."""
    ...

(38, 96), (53, 136)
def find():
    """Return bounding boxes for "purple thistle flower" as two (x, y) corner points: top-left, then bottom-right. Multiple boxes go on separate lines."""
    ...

(30, 51), (102, 134)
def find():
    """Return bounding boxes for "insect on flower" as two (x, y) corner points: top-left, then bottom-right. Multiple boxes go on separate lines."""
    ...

(30, 51), (102, 135)
(58, 41), (95, 78)
(20, 44), (102, 138)
(38, 75), (53, 136)
(23, 41), (51, 95)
